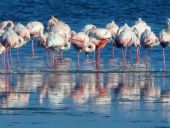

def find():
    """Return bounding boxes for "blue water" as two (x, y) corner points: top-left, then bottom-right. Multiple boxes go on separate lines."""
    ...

(1, 0), (170, 128)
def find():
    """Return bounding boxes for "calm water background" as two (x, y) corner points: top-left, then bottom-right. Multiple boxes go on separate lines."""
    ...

(0, 0), (170, 128)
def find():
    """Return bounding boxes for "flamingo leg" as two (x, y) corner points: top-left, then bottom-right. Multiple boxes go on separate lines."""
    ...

(136, 46), (140, 61)
(52, 51), (57, 69)
(59, 50), (63, 62)
(112, 45), (114, 59)
(125, 47), (127, 65)
(1, 53), (4, 69)
(129, 47), (133, 66)
(122, 48), (124, 66)
(122, 47), (127, 66)
(162, 48), (166, 71)
(32, 40), (34, 57)
(77, 51), (80, 69)
(52, 50), (54, 69)
(144, 49), (147, 67)
(4, 51), (6, 69)
(16, 48), (19, 65)
(46, 50), (49, 67)
(9, 48), (13, 66)
(96, 48), (101, 69)
(6, 49), (10, 70)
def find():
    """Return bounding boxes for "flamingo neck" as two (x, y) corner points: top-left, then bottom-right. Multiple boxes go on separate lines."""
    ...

(97, 39), (108, 49)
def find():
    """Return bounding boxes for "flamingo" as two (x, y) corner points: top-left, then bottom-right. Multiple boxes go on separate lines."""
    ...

(88, 28), (112, 69)
(132, 18), (151, 39)
(48, 16), (72, 41)
(141, 29), (160, 67)
(14, 23), (30, 43)
(159, 18), (170, 71)
(48, 24), (71, 59)
(115, 24), (140, 66)
(14, 23), (30, 63)
(132, 18), (151, 61)
(82, 24), (96, 35)
(69, 32), (89, 68)
(38, 27), (71, 67)
(0, 28), (20, 69)
(106, 20), (119, 58)
(26, 21), (44, 57)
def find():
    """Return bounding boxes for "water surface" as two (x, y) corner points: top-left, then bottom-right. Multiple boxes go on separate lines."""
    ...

(1, 0), (170, 128)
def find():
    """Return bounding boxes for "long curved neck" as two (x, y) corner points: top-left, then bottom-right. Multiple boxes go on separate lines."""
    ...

(0, 21), (14, 29)
(168, 25), (170, 31)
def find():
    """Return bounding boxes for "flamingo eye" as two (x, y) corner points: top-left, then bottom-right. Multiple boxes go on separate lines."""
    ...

(88, 45), (92, 49)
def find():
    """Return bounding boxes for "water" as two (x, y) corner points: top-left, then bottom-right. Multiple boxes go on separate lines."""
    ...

(1, 0), (170, 128)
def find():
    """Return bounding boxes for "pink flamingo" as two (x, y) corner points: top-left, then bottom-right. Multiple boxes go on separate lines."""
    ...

(38, 29), (70, 68)
(141, 29), (160, 67)
(48, 16), (72, 41)
(69, 32), (89, 68)
(159, 18), (170, 71)
(132, 18), (151, 61)
(26, 21), (44, 57)
(0, 28), (20, 69)
(14, 23), (30, 63)
(82, 24), (96, 35)
(89, 28), (112, 69)
(115, 24), (139, 66)
(106, 20), (119, 58)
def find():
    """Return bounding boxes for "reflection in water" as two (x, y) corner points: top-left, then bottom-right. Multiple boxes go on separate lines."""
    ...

(0, 61), (170, 124)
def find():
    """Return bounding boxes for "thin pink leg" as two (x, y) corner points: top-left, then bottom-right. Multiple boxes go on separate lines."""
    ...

(96, 48), (101, 69)
(52, 51), (57, 69)
(144, 49), (147, 67)
(52, 50), (54, 69)
(162, 48), (166, 71)
(4, 51), (6, 68)
(124, 47), (127, 65)
(122, 48), (124, 66)
(1, 53), (4, 69)
(112, 46), (114, 59)
(32, 40), (34, 57)
(59, 50), (63, 61)
(77, 51), (80, 69)
(6, 50), (10, 70)
(129, 47), (132, 66)
(54, 51), (57, 65)
(10, 48), (13, 65)
(136, 47), (140, 61)
(46, 50), (49, 66)
(122, 47), (127, 66)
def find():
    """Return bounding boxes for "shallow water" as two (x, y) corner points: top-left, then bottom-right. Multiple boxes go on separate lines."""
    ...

(1, 0), (170, 128)
(1, 72), (170, 128)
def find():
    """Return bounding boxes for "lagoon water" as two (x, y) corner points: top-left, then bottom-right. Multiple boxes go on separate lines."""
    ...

(1, 0), (170, 128)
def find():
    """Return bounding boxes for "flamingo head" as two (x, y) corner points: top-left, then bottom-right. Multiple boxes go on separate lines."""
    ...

(84, 41), (96, 54)
(48, 16), (59, 29)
